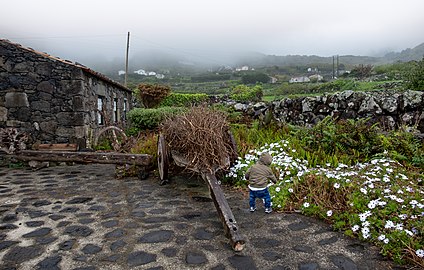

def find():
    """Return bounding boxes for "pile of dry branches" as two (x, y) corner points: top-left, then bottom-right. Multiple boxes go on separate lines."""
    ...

(161, 107), (236, 173)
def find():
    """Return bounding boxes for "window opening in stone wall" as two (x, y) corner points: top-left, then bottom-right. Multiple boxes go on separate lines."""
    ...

(123, 98), (127, 120)
(97, 96), (104, 125)
(113, 98), (118, 123)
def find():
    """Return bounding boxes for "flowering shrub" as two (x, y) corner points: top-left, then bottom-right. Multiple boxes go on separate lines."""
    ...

(226, 140), (423, 267)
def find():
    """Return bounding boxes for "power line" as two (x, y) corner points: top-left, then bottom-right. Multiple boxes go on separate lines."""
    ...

(5, 33), (227, 65)
(6, 34), (126, 40)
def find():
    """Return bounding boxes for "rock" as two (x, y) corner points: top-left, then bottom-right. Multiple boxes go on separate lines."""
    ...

(402, 90), (423, 109)
(298, 262), (319, 270)
(380, 94), (399, 113)
(82, 244), (102, 254)
(36, 237), (57, 245)
(101, 220), (118, 228)
(36, 255), (61, 270)
(138, 230), (173, 243)
(0, 241), (19, 251)
(161, 247), (177, 257)
(330, 254), (358, 270)
(228, 255), (257, 270)
(66, 197), (93, 204)
(293, 245), (313, 253)
(127, 251), (156, 267)
(3, 246), (44, 264)
(110, 239), (126, 251)
(23, 227), (52, 238)
(2, 214), (18, 222)
(262, 251), (284, 261)
(318, 235), (338, 246)
(105, 228), (125, 239)
(288, 221), (311, 231)
(59, 239), (76, 250)
(193, 228), (214, 240)
(64, 225), (93, 237)
(32, 200), (52, 207)
(358, 96), (382, 115)
(185, 251), (207, 264)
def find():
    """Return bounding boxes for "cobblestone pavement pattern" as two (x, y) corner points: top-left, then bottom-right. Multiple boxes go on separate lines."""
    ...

(0, 164), (401, 269)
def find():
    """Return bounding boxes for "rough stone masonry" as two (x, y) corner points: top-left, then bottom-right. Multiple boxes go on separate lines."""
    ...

(229, 90), (424, 133)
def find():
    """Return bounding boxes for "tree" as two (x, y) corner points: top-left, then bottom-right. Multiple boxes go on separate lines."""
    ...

(135, 83), (171, 108)
(350, 64), (373, 80)
(405, 58), (424, 91)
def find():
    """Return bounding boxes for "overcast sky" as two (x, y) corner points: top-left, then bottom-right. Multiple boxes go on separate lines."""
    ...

(1, 0), (424, 65)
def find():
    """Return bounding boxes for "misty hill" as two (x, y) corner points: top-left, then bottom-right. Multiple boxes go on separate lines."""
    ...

(92, 42), (424, 75)
(383, 42), (424, 62)
(235, 42), (424, 68)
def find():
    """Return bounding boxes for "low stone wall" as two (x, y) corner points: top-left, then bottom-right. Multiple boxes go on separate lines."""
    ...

(227, 90), (424, 132)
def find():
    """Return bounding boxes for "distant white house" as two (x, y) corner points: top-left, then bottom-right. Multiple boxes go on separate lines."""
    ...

(155, 74), (165, 79)
(118, 70), (126, 75)
(289, 76), (311, 83)
(148, 71), (157, 76)
(308, 74), (323, 82)
(270, 77), (278, 84)
(235, 65), (250, 71)
(134, 69), (147, 75)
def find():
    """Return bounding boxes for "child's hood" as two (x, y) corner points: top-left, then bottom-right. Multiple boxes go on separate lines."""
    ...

(258, 153), (272, 166)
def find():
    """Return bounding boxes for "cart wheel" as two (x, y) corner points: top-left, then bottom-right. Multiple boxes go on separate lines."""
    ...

(157, 134), (169, 185)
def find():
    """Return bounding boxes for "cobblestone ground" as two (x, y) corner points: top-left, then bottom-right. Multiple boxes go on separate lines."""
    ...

(0, 164), (402, 270)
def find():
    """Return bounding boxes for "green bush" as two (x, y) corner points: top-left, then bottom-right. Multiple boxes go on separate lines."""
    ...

(404, 58), (424, 91)
(191, 74), (231, 82)
(159, 93), (209, 107)
(127, 106), (186, 131)
(230, 84), (263, 102)
(241, 72), (270, 84)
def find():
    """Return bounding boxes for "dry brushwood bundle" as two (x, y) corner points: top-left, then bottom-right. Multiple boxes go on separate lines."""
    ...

(137, 83), (171, 108)
(161, 106), (236, 173)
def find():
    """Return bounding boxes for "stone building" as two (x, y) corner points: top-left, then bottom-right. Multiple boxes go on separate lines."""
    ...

(0, 39), (132, 149)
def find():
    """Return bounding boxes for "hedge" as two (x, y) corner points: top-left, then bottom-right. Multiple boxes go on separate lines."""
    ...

(127, 106), (186, 132)
(159, 93), (209, 107)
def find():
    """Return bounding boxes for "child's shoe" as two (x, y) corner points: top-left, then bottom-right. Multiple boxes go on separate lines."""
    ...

(265, 208), (272, 214)
(249, 207), (256, 212)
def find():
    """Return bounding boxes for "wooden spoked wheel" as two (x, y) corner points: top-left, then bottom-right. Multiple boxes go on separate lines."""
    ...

(157, 134), (169, 184)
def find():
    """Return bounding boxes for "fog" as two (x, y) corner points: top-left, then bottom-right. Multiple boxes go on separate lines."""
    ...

(1, 0), (424, 68)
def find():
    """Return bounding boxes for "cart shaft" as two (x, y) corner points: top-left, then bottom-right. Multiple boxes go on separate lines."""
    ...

(202, 172), (245, 251)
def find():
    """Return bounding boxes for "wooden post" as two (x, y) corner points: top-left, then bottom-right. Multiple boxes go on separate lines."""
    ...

(124, 31), (130, 87)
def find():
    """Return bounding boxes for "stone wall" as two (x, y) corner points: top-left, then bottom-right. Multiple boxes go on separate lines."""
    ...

(0, 40), (132, 148)
(228, 90), (424, 133)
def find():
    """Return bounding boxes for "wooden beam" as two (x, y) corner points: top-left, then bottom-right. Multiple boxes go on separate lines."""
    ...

(12, 150), (152, 166)
(35, 144), (78, 152)
(202, 172), (245, 251)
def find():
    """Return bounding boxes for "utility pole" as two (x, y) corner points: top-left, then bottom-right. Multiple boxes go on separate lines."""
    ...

(336, 55), (339, 78)
(332, 56), (335, 79)
(124, 31), (130, 87)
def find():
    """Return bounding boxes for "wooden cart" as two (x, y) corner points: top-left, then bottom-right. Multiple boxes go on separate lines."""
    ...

(157, 134), (245, 251)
